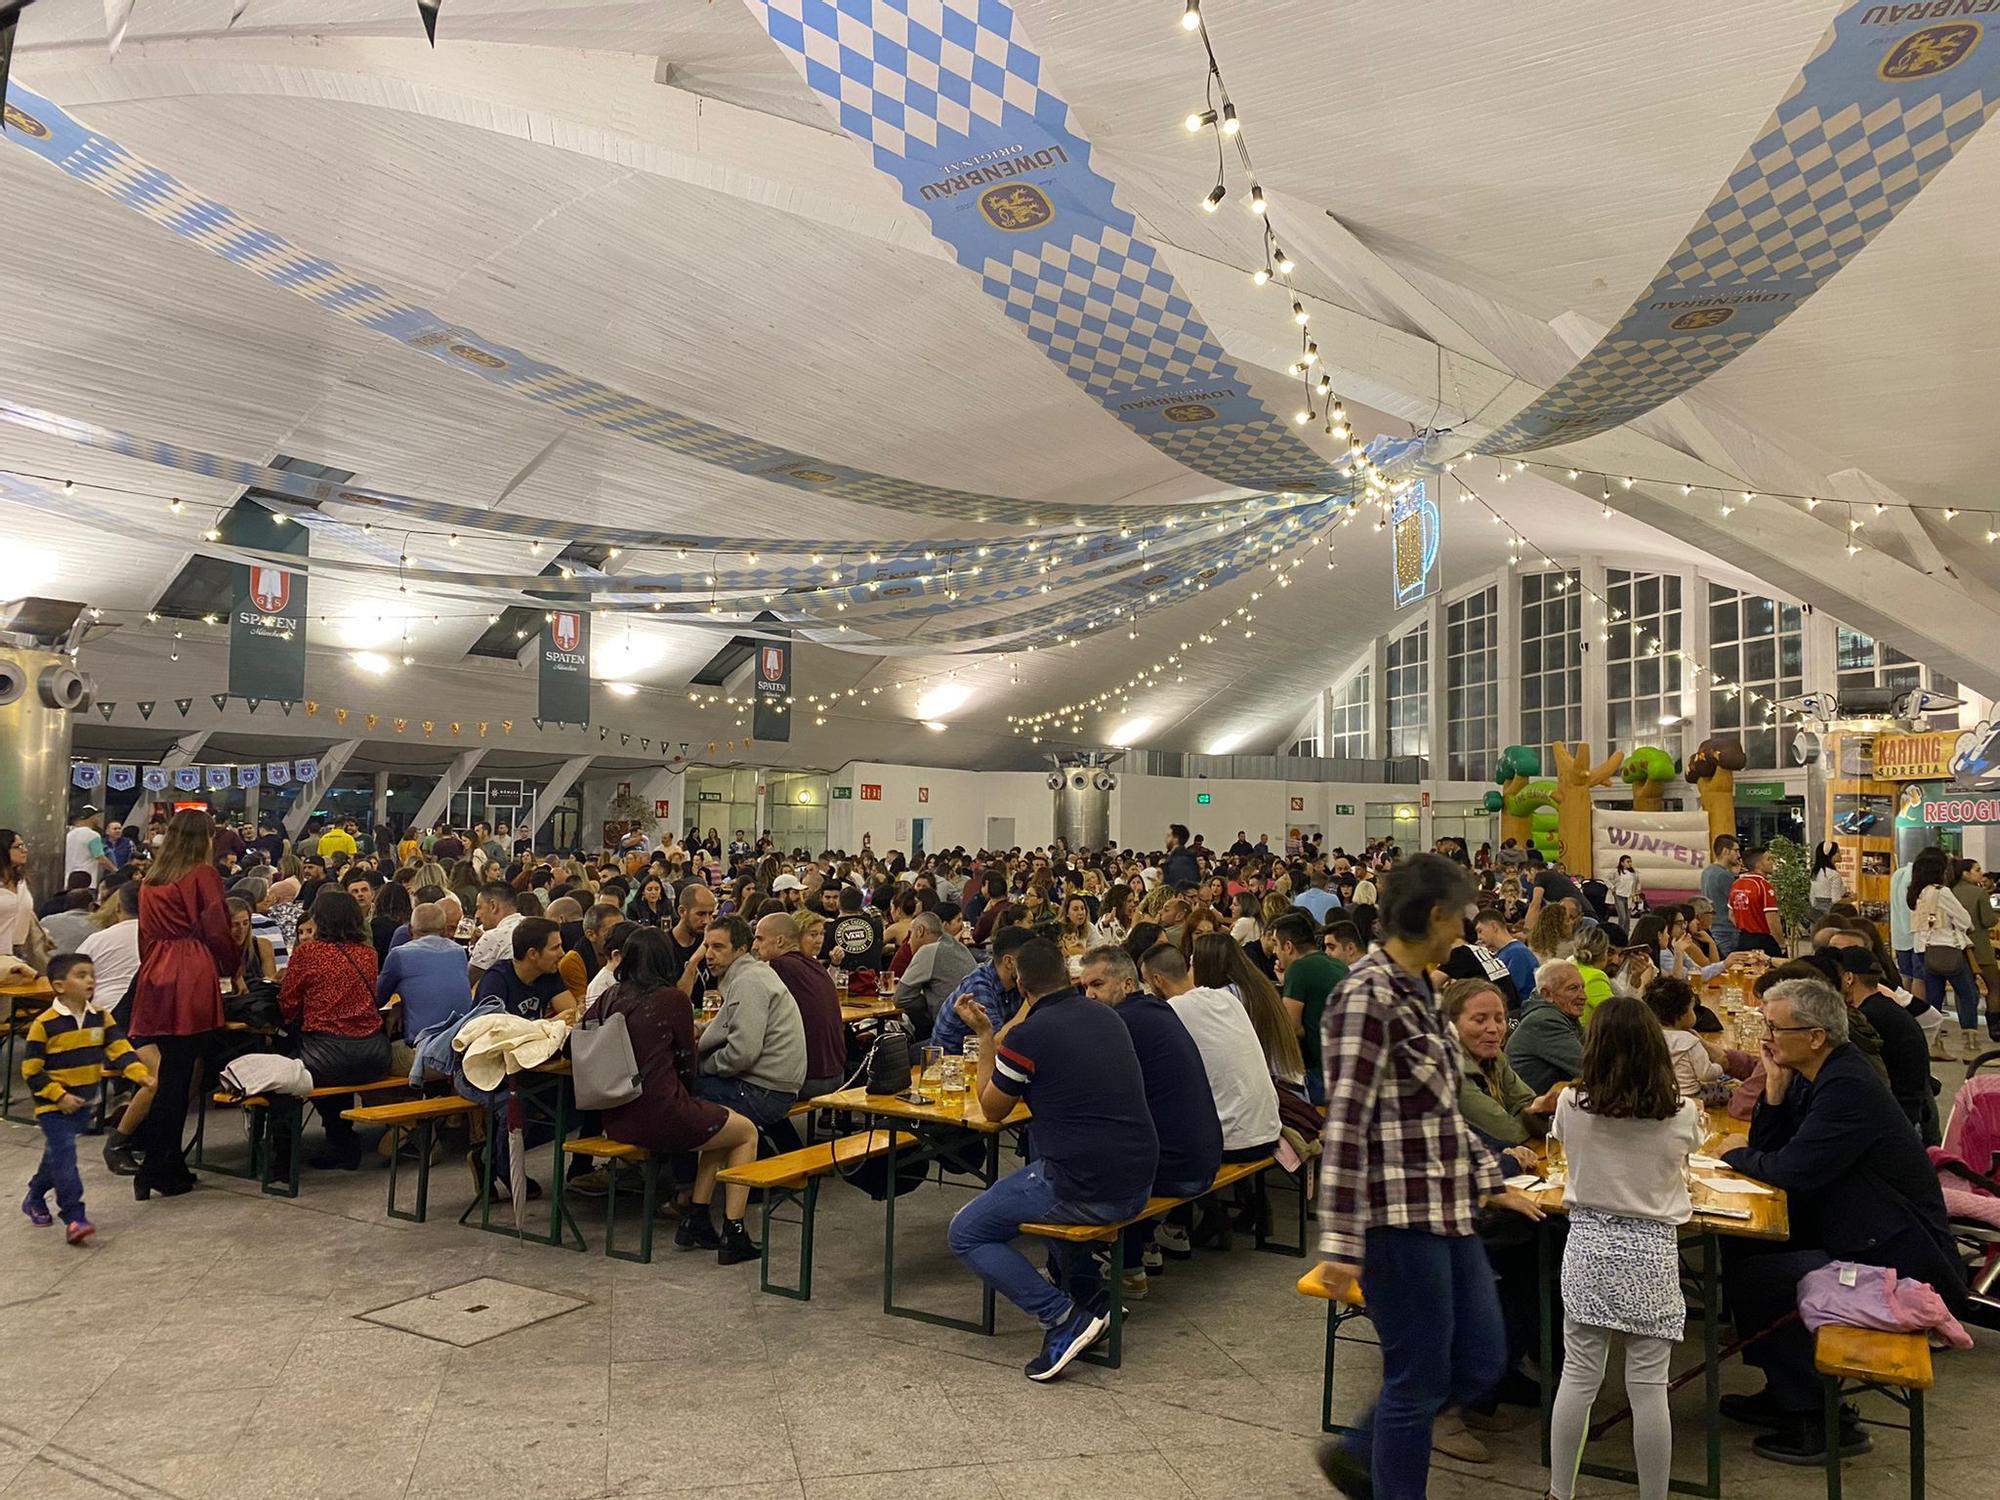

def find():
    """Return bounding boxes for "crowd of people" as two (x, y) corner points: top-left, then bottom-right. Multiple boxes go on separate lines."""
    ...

(3, 807), (1991, 1490)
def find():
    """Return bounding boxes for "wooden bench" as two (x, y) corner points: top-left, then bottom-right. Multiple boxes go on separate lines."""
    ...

(1814, 1325), (1932, 1500)
(341, 1095), (483, 1223)
(1018, 1156), (1274, 1368)
(1298, 1261), (1373, 1436)
(717, 1130), (918, 1300)
(561, 1136), (659, 1263)
(207, 1076), (414, 1197)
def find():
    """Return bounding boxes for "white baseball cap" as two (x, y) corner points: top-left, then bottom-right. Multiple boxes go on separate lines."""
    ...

(770, 873), (804, 892)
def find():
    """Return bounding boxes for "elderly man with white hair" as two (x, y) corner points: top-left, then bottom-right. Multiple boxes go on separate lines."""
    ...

(1718, 977), (1969, 1464)
(1502, 958), (1588, 1094)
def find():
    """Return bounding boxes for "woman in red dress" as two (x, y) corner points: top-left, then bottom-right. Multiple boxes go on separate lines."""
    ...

(583, 927), (760, 1264)
(130, 809), (237, 1198)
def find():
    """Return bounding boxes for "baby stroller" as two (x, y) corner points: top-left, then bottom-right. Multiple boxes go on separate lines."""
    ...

(1935, 1053), (2000, 1325)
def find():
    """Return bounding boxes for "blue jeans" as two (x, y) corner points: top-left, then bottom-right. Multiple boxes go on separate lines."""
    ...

(947, 1161), (1145, 1328)
(696, 1073), (796, 1129)
(1929, 954), (1982, 1031)
(1340, 1227), (1507, 1500)
(28, 1109), (89, 1224)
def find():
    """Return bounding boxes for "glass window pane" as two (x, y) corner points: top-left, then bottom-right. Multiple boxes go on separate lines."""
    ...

(1711, 601), (1738, 643)
(1744, 597), (1775, 637)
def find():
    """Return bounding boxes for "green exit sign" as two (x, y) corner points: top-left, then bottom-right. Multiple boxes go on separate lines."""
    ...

(1335, 803), (1356, 815)
(831, 786), (852, 800)
(1196, 792), (1212, 805)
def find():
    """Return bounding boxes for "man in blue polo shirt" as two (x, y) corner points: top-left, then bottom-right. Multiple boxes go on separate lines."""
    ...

(1080, 942), (1221, 1302)
(948, 937), (1158, 1382)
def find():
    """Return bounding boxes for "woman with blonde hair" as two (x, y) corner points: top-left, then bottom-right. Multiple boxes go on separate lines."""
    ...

(129, 809), (238, 1198)
(1527, 901), (1576, 962)
(1192, 931), (1306, 1090)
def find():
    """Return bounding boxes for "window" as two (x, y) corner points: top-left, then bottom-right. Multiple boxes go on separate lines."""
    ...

(1385, 623), (1430, 760)
(1519, 570), (1582, 752)
(1833, 627), (1957, 728)
(1288, 730), (1322, 758)
(1604, 570), (1685, 762)
(1329, 669), (1371, 759)
(1708, 585), (1804, 769)
(1446, 586), (1498, 780)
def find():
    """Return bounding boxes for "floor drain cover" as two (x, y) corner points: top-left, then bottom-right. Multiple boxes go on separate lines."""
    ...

(359, 1276), (588, 1347)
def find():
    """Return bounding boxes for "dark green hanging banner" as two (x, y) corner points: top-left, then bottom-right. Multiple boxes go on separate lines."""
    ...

(538, 608), (590, 726)
(752, 635), (791, 743)
(228, 506), (308, 702)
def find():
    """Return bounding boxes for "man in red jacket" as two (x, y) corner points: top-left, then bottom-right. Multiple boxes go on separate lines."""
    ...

(754, 913), (847, 1097)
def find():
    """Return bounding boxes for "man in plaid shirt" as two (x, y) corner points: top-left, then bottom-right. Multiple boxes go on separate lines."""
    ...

(1316, 854), (1545, 1500)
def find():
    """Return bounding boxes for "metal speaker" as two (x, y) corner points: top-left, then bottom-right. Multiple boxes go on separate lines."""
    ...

(1045, 773), (1065, 791)
(36, 663), (89, 711)
(1093, 772), (1117, 792)
(0, 657), (24, 707)
(1070, 772), (1088, 790)
(73, 676), (95, 714)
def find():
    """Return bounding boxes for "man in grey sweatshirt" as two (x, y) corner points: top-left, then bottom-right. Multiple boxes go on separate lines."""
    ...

(695, 915), (807, 1127)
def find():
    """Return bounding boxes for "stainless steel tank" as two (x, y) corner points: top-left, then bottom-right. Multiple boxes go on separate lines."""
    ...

(0, 644), (83, 906)
(1053, 766), (1112, 851)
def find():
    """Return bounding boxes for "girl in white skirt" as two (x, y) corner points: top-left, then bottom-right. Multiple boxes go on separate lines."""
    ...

(1546, 995), (1706, 1500)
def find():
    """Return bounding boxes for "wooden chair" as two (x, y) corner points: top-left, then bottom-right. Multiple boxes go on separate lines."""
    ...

(1019, 1156), (1272, 1368)
(340, 1095), (482, 1222)
(717, 1130), (918, 1299)
(1813, 1325), (1931, 1500)
(214, 1076), (414, 1197)
(562, 1136), (658, 1263)
(1297, 1261), (1372, 1435)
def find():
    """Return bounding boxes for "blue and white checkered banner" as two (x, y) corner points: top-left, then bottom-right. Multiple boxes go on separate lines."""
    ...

(1480, 3), (2000, 454)
(172, 768), (201, 792)
(293, 758), (318, 784)
(739, 0), (1343, 493)
(265, 761), (290, 787)
(235, 765), (260, 788)
(0, 86), (1346, 524)
(140, 767), (168, 792)
(70, 763), (100, 790)
(203, 766), (230, 791)
(106, 764), (136, 792)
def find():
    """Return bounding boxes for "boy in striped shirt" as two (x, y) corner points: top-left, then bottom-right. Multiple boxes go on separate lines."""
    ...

(21, 953), (151, 1244)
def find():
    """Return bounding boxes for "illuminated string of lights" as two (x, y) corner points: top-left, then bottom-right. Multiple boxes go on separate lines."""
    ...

(1457, 454), (1990, 541)
(1178, 3), (1388, 493)
(1450, 471), (1804, 737)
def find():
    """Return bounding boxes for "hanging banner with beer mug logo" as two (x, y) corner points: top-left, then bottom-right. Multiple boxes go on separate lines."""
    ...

(228, 504), (308, 701)
(753, 636), (791, 743)
(539, 608), (591, 725)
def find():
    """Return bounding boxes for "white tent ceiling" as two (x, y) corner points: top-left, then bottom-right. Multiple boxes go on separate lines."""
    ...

(5, 0), (1996, 768)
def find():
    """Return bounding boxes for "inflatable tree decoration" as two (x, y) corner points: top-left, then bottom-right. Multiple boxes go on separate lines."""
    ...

(1621, 746), (1677, 812)
(1686, 735), (1748, 855)
(1492, 745), (1547, 849)
(1550, 741), (1625, 879)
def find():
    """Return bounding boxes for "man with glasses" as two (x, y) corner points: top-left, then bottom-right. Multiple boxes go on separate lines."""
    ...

(1718, 978), (1967, 1464)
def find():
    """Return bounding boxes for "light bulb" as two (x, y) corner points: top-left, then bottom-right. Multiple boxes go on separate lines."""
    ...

(1220, 102), (1239, 134)
(1275, 248), (1295, 274)
(1201, 183), (1226, 212)
(1295, 408), (1313, 425)
(168, 497), (185, 513)
(1293, 300), (1309, 325)
(1248, 184), (1268, 214)
(1252, 266), (1271, 286)
(1185, 108), (1216, 132)
(1181, 0), (1201, 30)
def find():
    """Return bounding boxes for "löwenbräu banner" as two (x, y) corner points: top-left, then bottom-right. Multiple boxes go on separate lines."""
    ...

(540, 608), (590, 726)
(228, 505), (307, 702)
